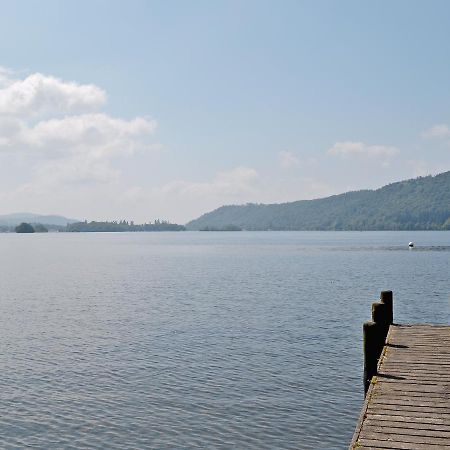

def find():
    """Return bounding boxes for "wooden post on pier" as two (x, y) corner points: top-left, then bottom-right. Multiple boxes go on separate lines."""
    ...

(380, 290), (393, 325)
(363, 291), (393, 394)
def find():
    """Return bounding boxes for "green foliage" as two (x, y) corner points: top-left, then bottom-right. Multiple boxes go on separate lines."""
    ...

(15, 222), (35, 233)
(66, 220), (185, 232)
(33, 224), (48, 233)
(187, 171), (450, 231)
(200, 224), (242, 231)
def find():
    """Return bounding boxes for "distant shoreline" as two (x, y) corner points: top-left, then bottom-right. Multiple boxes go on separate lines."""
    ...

(2, 220), (186, 233)
(3, 228), (450, 234)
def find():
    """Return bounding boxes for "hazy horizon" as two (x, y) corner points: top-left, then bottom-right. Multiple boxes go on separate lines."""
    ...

(1, 1), (450, 223)
(1, 168), (449, 225)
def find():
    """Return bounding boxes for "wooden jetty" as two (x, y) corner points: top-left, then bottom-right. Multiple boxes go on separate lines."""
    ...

(350, 291), (450, 449)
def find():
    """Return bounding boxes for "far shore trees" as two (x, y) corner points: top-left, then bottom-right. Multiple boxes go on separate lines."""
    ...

(15, 223), (35, 233)
(34, 224), (49, 233)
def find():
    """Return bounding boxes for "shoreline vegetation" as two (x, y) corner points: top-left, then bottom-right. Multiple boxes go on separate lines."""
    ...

(7, 220), (186, 233)
(67, 220), (185, 232)
(9, 221), (450, 233)
(199, 225), (242, 231)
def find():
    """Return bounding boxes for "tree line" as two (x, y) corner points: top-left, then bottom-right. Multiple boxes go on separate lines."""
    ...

(3, 219), (185, 233)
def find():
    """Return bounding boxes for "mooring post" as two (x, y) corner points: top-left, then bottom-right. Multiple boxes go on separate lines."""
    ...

(363, 291), (394, 394)
(380, 290), (393, 325)
(372, 301), (390, 329)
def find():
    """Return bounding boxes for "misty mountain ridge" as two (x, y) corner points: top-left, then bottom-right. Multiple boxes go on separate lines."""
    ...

(0, 213), (78, 226)
(186, 171), (450, 231)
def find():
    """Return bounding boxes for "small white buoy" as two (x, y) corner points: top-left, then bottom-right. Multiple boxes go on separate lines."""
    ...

(408, 242), (414, 248)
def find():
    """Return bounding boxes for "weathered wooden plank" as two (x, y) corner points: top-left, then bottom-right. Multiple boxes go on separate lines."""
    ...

(386, 339), (449, 355)
(389, 340), (450, 344)
(367, 405), (450, 417)
(357, 447), (395, 450)
(371, 395), (450, 404)
(388, 338), (449, 342)
(376, 375), (450, 382)
(376, 377), (450, 384)
(363, 420), (450, 439)
(361, 422), (450, 434)
(372, 390), (449, 404)
(388, 334), (450, 338)
(375, 379), (448, 388)
(377, 376), (450, 384)
(386, 338), (449, 344)
(379, 371), (450, 378)
(362, 424), (450, 438)
(361, 430), (450, 446)
(371, 398), (450, 409)
(381, 364), (450, 369)
(390, 336), (450, 340)
(365, 413), (447, 425)
(376, 379), (450, 387)
(392, 325), (450, 331)
(391, 330), (450, 334)
(371, 398), (449, 406)
(386, 355), (450, 360)
(382, 358), (450, 364)
(393, 329), (450, 332)
(377, 373), (450, 380)
(384, 356), (450, 360)
(385, 346), (450, 351)
(357, 438), (450, 449)
(382, 357), (450, 362)
(377, 370), (450, 377)
(357, 447), (392, 450)
(375, 384), (448, 394)
(387, 339), (450, 344)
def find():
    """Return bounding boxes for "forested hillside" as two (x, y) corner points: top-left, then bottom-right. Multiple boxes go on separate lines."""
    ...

(186, 171), (450, 231)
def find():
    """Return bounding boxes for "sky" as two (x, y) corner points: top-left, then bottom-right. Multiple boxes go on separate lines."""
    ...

(0, 0), (449, 223)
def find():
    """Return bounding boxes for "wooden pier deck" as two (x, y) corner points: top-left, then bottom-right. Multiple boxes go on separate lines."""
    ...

(350, 324), (450, 449)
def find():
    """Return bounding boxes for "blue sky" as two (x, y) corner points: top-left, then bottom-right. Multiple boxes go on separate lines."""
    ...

(0, 0), (449, 222)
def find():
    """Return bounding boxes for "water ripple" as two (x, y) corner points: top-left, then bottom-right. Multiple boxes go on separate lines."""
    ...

(0, 231), (448, 449)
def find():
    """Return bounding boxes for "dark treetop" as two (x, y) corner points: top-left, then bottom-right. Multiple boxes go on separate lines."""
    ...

(15, 222), (35, 233)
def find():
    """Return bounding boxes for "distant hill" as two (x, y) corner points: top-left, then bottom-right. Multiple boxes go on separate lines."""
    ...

(186, 171), (450, 231)
(0, 213), (78, 227)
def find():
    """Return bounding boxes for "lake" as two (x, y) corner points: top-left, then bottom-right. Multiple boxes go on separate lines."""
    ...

(0, 231), (448, 449)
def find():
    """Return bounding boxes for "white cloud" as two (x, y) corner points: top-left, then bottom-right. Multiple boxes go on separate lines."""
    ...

(422, 124), (450, 139)
(22, 114), (155, 157)
(158, 166), (258, 197)
(328, 141), (399, 159)
(279, 150), (300, 169)
(0, 72), (106, 117)
(0, 69), (157, 191)
(18, 160), (120, 197)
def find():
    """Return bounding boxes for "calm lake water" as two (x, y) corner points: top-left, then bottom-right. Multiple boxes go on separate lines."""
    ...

(0, 231), (448, 449)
